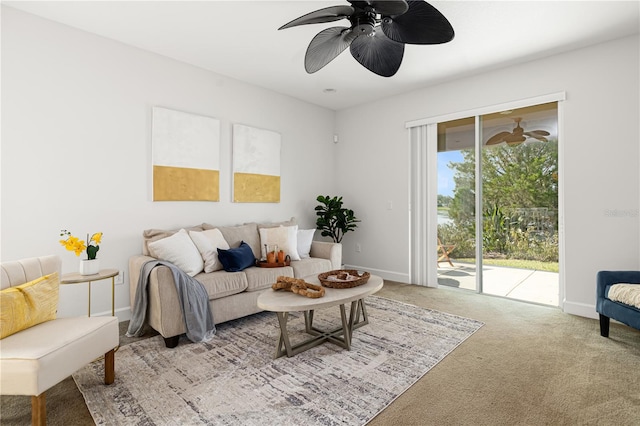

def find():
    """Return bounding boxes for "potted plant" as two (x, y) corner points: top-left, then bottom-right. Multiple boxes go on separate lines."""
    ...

(59, 230), (103, 275)
(314, 195), (360, 243)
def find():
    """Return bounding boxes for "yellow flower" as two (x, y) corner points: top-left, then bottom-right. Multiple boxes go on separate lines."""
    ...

(73, 243), (86, 256)
(59, 235), (87, 257)
(91, 232), (103, 244)
(59, 229), (101, 259)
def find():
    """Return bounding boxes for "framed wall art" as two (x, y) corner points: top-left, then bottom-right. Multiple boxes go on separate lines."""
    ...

(152, 107), (220, 201)
(232, 123), (281, 203)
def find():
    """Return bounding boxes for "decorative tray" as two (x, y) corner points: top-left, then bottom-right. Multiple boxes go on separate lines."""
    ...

(318, 269), (370, 289)
(256, 259), (291, 268)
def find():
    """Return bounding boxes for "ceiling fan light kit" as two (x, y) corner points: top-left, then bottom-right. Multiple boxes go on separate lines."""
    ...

(279, 0), (454, 77)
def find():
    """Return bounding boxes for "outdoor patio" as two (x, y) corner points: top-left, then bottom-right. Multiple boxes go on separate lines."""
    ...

(437, 262), (559, 307)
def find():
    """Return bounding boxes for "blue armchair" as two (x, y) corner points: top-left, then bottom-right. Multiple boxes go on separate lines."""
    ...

(596, 271), (640, 337)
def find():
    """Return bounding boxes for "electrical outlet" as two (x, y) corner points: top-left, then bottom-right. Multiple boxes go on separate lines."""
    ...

(355, 243), (362, 253)
(115, 270), (125, 285)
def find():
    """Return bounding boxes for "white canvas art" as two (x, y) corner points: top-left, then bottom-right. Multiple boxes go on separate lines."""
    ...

(232, 124), (281, 203)
(152, 107), (220, 201)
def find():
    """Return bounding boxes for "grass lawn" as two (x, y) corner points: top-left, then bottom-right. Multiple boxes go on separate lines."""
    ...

(456, 258), (559, 273)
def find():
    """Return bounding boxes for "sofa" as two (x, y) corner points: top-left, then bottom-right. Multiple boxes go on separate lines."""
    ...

(129, 218), (341, 347)
(1, 255), (119, 426)
(596, 270), (640, 337)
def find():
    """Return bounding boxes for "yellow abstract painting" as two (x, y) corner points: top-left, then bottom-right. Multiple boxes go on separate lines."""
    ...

(154, 166), (219, 201)
(232, 124), (281, 203)
(233, 172), (280, 203)
(152, 107), (220, 201)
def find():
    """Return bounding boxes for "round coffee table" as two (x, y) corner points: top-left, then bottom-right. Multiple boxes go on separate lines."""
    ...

(257, 274), (383, 358)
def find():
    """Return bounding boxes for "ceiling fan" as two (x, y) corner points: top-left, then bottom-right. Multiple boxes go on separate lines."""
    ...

(278, 0), (455, 77)
(486, 118), (550, 146)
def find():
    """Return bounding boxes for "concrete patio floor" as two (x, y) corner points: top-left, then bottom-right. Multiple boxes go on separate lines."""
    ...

(437, 262), (559, 307)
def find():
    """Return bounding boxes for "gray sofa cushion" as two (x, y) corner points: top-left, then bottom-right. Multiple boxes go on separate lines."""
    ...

(141, 225), (204, 256)
(244, 266), (294, 292)
(291, 258), (333, 279)
(208, 222), (261, 259)
(195, 270), (248, 300)
(207, 218), (298, 260)
(257, 217), (297, 229)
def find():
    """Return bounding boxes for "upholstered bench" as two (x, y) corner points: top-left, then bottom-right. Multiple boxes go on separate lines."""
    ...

(1, 255), (119, 426)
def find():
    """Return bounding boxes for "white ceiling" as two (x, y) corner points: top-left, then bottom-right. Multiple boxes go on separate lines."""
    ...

(5, 1), (639, 110)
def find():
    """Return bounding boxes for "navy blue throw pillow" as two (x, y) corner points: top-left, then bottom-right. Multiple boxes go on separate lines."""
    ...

(217, 241), (256, 272)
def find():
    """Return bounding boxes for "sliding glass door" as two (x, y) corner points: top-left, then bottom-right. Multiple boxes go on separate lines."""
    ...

(436, 103), (559, 306)
(480, 103), (558, 304)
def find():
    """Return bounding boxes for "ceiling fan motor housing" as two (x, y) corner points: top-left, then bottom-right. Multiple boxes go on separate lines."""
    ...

(350, 11), (377, 37)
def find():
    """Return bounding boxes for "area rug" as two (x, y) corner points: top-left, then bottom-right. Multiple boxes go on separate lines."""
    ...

(73, 296), (483, 425)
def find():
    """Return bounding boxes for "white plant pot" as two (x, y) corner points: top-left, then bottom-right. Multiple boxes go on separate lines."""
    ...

(79, 259), (100, 275)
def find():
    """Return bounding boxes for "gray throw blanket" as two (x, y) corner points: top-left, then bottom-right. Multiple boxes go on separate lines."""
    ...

(126, 260), (216, 343)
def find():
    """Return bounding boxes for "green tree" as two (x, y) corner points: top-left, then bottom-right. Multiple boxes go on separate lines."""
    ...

(449, 141), (558, 220)
(444, 140), (559, 261)
(437, 194), (453, 208)
(448, 148), (476, 230)
(480, 140), (558, 212)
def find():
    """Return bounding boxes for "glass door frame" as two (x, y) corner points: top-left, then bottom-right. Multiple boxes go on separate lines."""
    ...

(475, 116), (484, 293)
(407, 92), (566, 305)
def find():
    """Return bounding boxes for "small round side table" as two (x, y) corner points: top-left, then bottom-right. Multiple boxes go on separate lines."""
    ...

(61, 269), (118, 317)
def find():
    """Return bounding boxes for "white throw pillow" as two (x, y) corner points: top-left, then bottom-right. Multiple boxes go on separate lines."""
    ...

(259, 225), (300, 261)
(147, 229), (204, 277)
(189, 229), (230, 273)
(297, 229), (315, 259)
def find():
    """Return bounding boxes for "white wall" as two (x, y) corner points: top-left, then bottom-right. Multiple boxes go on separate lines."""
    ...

(2, 6), (638, 323)
(1, 7), (336, 320)
(336, 35), (640, 317)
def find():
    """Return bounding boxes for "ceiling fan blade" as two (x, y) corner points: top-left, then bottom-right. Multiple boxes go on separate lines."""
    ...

(305, 27), (356, 74)
(526, 130), (551, 136)
(349, 0), (408, 16)
(486, 131), (510, 145)
(524, 132), (549, 142)
(279, 6), (355, 30)
(381, 0), (454, 45)
(350, 27), (404, 77)
(504, 134), (527, 144)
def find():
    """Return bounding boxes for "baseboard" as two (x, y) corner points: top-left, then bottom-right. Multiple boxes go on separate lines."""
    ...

(562, 300), (598, 319)
(342, 264), (411, 284)
(91, 306), (132, 323)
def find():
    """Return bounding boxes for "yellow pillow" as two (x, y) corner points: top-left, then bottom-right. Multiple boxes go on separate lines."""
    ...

(0, 272), (59, 339)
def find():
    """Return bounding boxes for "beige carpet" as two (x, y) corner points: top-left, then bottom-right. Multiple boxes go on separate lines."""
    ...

(2, 281), (639, 425)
